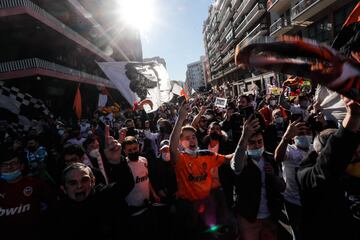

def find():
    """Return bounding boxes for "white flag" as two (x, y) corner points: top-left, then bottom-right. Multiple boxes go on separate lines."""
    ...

(98, 94), (108, 108)
(171, 82), (183, 96)
(97, 61), (173, 111)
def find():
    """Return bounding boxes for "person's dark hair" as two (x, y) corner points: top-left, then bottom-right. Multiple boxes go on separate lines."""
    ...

(125, 119), (134, 125)
(62, 144), (85, 158)
(83, 134), (98, 150)
(0, 142), (23, 164)
(26, 133), (39, 142)
(313, 128), (338, 153)
(61, 162), (94, 184)
(122, 136), (139, 149)
(208, 121), (221, 129)
(239, 94), (251, 103)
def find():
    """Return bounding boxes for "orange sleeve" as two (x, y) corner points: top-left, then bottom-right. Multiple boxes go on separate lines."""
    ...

(208, 153), (226, 169)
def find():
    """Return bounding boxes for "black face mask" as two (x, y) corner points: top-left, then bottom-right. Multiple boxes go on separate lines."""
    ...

(210, 132), (220, 140)
(128, 152), (140, 161)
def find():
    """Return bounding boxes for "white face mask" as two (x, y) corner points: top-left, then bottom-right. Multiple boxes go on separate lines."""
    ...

(184, 147), (199, 156)
(89, 149), (100, 158)
(162, 152), (171, 162)
(275, 117), (284, 124)
(269, 100), (276, 106)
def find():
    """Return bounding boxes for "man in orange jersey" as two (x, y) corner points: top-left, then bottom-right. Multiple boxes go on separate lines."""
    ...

(170, 102), (242, 239)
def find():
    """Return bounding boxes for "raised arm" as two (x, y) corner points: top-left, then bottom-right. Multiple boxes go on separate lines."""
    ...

(274, 119), (307, 162)
(231, 116), (260, 174)
(170, 103), (190, 164)
(298, 97), (360, 189)
(191, 105), (207, 128)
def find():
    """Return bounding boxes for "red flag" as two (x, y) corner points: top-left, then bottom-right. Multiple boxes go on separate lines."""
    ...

(343, 2), (360, 27)
(73, 84), (82, 119)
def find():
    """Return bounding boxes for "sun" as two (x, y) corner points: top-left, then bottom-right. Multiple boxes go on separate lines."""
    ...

(118, 0), (155, 32)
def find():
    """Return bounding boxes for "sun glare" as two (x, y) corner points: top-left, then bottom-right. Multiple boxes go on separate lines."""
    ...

(118, 0), (155, 32)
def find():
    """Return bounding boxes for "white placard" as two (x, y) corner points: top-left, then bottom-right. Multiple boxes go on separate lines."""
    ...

(214, 97), (227, 108)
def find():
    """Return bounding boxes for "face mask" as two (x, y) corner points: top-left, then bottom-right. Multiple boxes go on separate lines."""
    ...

(128, 152), (140, 161)
(184, 148), (199, 156)
(246, 147), (264, 159)
(274, 117), (283, 124)
(162, 152), (171, 162)
(294, 135), (312, 149)
(89, 149), (100, 158)
(1, 170), (22, 181)
(210, 132), (220, 140)
(58, 129), (65, 136)
(269, 100), (276, 106)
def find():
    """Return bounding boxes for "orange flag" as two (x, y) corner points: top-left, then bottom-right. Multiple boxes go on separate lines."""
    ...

(73, 84), (82, 119)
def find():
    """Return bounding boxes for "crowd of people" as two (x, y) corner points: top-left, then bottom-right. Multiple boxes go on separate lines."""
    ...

(1, 80), (360, 240)
(1, 5), (360, 238)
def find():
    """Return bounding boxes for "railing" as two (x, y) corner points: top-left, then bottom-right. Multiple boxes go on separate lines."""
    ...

(239, 23), (268, 46)
(234, 0), (257, 25)
(218, 7), (232, 31)
(0, 0), (113, 61)
(235, 2), (266, 39)
(231, 0), (241, 9)
(220, 21), (233, 41)
(291, 0), (319, 20)
(222, 48), (235, 64)
(270, 16), (290, 35)
(238, 23), (266, 46)
(0, 58), (111, 86)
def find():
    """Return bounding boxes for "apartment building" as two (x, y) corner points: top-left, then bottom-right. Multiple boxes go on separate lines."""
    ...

(186, 57), (207, 92)
(203, 0), (357, 96)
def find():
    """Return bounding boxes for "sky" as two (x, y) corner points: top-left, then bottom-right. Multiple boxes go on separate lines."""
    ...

(140, 0), (213, 82)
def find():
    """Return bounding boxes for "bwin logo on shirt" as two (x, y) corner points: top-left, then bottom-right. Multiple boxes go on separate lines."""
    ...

(188, 173), (207, 182)
(135, 174), (148, 184)
(0, 204), (31, 216)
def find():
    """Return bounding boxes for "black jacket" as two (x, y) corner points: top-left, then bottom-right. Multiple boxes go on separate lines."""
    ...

(298, 126), (360, 240)
(234, 152), (285, 222)
(52, 163), (134, 240)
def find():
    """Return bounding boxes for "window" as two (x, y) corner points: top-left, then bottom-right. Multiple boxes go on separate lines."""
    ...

(306, 17), (330, 43)
(333, 1), (358, 36)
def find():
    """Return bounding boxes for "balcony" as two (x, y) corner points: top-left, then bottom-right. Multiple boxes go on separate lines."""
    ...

(220, 22), (233, 41)
(0, 58), (113, 87)
(231, 0), (241, 10)
(233, 0), (257, 25)
(221, 38), (235, 55)
(222, 48), (235, 64)
(218, 0), (232, 19)
(270, 16), (292, 36)
(235, 3), (266, 40)
(238, 23), (268, 47)
(223, 63), (238, 76)
(267, 0), (290, 13)
(0, 0), (113, 62)
(218, 7), (232, 31)
(291, 0), (337, 23)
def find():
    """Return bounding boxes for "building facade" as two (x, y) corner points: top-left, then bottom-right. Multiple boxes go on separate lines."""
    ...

(0, 0), (143, 119)
(186, 57), (207, 92)
(203, 0), (357, 96)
